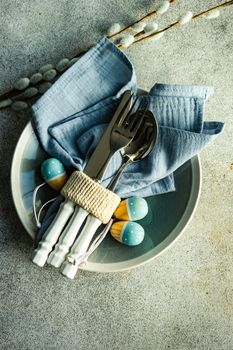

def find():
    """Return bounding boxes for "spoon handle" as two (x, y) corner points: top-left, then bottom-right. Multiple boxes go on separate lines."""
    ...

(108, 158), (132, 191)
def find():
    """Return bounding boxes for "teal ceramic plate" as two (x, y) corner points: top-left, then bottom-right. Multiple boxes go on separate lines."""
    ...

(11, 122), (201, 272)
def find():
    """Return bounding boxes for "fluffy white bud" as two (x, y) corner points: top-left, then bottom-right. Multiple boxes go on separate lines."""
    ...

(0, 99), (12, 108)
(144, 22), (158, 34)
(43, 69), (57, 81)
(107, 23), (121, 36)
(205, 9), (220, 19)
(30, 73), (43, 85)
(14, 78), (30, 90)
(179, 11), (193, 25)
(68, 57), (79, 67)
(11, 101), (28, 111)
(120, 35), (135, 48)
(132, 22), (146, 33)
(39, 64), (54, 74)
(56, 58), (70, 72)
(157, 1), (170, 15)
(23, 87), (38, 98)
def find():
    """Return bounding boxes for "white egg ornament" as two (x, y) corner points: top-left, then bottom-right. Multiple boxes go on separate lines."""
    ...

(110, 221), (145, 246)
(114, 196), (148, 221)
(41, 158), (67, 191)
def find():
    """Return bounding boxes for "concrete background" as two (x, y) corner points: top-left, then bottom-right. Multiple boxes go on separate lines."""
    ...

(0, 1), (232, 349)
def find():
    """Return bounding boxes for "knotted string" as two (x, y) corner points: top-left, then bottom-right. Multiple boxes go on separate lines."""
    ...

(32, 183), (58, 228)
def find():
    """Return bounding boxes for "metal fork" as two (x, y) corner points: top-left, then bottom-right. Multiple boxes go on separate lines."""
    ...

(94, 96), (142, 181)
(47, 97), (145, 269)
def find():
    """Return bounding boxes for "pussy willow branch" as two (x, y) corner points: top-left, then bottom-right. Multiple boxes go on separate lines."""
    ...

(192, 0), (233, 19)
(0, 52), (84, 103)
(128, 0), (233, 46)
(107, 0), (176, 39)
(0, 0), (233, 107)
(0, 81), (51, 103)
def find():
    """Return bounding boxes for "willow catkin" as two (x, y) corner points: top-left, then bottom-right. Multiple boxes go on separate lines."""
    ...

(179, 11), (193, 25)
(68, 57), (79, 67)
(30, 72), (43, 84)
(56, 58), (70, 72)
(205, 9), (220, 19)
(11, 101), (28, 111)
(43, 69), (57, 81)
(23, 87), (38, 98)
(39, 64), (54, 74)
(120, 35), (135, 48)
(132, 22), (146, 33)
(157, 1), (170, 15)
(0, 99), (12, 108)
(144, 22), (159, 33)
(107, 23), (122, 36)
(14, 77), (30, 90)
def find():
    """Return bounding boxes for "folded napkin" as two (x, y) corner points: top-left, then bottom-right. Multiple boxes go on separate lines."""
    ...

(32, 37), (224, 246)
(32, 37), (223, 199)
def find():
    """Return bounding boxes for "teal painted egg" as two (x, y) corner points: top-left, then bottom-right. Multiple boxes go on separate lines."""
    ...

(114, 196), (148, 221)
(41, 158), (67, 191)
(110, 221), (145, 246)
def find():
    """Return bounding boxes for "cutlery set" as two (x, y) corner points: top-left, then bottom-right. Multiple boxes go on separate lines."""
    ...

(32, 90), (158, 279)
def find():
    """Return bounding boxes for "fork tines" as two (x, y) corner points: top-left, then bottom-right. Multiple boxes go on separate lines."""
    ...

(123, 97), (148, 129)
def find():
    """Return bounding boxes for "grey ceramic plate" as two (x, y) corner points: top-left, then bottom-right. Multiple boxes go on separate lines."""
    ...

(11, 122), (201, 272)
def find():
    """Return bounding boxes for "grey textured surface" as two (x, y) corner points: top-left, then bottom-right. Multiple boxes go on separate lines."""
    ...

(0, 1), (233, 349)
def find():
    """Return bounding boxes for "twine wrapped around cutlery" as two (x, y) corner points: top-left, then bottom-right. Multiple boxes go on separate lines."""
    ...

(61, 171), (120, 224)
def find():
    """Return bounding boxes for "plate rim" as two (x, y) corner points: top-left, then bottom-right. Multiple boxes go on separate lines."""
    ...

(11, 121), (202, 272)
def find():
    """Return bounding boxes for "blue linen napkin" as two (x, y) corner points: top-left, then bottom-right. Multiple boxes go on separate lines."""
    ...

(32, 37), (224, 247)
(32, 37), (224, 200)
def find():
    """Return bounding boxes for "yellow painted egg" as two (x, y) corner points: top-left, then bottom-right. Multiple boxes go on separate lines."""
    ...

(110, 221), (145, 246)
(41, 158), (67, 191)
(114, 196), (148, 221)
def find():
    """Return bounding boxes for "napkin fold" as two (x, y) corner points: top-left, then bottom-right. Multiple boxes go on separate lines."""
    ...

(32, 37), (224, 198)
